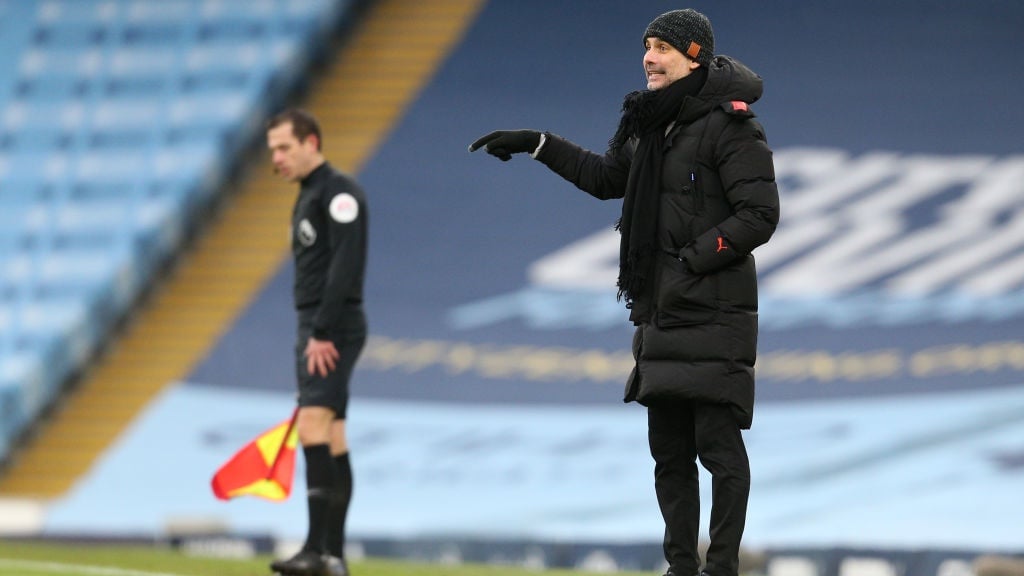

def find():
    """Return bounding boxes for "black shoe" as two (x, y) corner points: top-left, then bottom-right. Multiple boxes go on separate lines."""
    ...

(323, 555), (349, 576)
(270, 549), (327, 576)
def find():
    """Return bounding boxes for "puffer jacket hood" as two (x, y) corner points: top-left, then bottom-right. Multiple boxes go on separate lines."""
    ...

(678, 55), (763, 124)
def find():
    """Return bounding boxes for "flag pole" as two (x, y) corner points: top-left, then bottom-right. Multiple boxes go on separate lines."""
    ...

(266, 407), (300, 480)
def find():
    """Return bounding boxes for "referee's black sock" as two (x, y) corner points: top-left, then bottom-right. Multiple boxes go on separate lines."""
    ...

(302, 443), (336, 554)
(326, 452), (353, 558)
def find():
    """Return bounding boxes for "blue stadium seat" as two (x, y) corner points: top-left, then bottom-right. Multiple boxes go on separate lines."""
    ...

(1, 99), (84, 150)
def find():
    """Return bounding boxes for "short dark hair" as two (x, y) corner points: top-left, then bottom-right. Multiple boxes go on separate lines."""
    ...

(266, 108), (322, 150)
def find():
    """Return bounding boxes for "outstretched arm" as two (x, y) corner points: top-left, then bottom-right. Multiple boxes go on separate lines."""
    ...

(469, 129), (632, 200)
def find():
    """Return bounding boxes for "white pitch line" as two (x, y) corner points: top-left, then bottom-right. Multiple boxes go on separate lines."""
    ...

(0, 558), (190, 576)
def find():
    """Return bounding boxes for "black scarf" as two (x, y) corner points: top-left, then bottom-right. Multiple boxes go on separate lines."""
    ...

(610, 68), (707, 318)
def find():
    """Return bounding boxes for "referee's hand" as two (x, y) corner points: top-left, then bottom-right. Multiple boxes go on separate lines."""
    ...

(305, 337), (340, 377)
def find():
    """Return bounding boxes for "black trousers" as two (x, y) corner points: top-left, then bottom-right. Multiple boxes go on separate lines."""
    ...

(648, 400), (750, 576)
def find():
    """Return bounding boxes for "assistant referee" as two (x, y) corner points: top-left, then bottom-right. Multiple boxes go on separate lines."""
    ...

(266, 108), (368, 576)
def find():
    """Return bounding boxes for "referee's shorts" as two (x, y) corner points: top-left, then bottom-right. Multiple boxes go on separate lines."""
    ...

(295, 307), (366, 419)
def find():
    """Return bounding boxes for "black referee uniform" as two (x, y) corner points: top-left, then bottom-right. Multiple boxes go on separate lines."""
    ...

(292, 161), (368, 418)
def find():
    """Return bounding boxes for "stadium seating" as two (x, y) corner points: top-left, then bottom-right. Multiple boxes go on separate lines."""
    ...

(0, 0), (358, 463)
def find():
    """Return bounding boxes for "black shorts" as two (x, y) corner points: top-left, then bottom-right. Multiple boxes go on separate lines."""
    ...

(295, 307), (366, 418)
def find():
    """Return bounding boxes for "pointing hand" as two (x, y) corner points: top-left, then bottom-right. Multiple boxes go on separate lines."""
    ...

(468, 130), (542, 161)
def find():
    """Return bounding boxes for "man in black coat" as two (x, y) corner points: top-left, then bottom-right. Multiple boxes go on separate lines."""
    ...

(470, 9), (779, 576)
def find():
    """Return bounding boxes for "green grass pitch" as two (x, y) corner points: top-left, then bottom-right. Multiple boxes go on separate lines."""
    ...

(0, 540), (652, 576)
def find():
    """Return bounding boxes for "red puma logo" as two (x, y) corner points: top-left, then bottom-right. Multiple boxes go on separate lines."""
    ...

(716, 236), (729, 253)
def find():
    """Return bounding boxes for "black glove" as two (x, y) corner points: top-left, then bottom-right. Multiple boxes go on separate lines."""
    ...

(468, 130), (541, 161)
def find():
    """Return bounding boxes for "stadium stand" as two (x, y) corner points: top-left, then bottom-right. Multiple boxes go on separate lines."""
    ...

(2, 1), (1020, 573)
(0, 0), (484, 499)
(0, 0), (359, 467)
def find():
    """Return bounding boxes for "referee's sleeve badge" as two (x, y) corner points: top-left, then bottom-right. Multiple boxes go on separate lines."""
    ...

(329, 193), (359, 223)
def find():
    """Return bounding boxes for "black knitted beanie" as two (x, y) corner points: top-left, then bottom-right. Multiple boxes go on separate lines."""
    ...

(643, 9), (714, 67)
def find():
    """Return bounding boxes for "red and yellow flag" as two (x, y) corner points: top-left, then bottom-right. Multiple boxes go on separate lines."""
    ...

(211, 409), (299, 501)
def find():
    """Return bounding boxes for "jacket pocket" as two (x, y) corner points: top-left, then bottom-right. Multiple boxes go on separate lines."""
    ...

(655, 253), (719, 328)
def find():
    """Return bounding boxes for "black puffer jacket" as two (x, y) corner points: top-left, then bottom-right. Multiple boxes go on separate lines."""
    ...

(536, 56), (779, 428)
